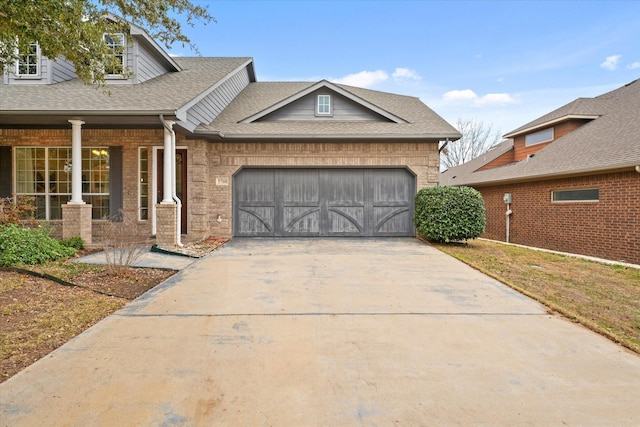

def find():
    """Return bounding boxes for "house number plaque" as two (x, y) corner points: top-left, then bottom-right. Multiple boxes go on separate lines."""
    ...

(215, 177), (229, 186)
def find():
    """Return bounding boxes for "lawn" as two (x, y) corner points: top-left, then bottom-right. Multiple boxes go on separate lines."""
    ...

(432, 239), (640, 354)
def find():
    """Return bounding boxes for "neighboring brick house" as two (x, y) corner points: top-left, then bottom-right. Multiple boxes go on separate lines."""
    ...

(0, 21), (460, 245)
(441, 79), (640, 265)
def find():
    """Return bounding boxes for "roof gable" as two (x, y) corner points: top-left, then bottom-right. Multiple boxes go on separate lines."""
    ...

(240, 80), (407, 124)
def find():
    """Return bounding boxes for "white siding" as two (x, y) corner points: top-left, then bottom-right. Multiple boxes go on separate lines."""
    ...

(261, 89), (388, 122)
(184, 66), (252, 130)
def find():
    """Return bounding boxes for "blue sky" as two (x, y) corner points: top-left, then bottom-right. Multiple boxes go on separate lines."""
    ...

(169, 0), (640, 135)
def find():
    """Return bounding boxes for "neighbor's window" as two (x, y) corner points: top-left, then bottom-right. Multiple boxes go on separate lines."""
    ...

(139, 147), (149, 221)
(14, 147), (110, 220)
(16, 42), (40, 77)
(103, 33), (125, 75)
(317, 94), (331, 115)
(525, 128), (554, 146)
(552, 188), (599, 202)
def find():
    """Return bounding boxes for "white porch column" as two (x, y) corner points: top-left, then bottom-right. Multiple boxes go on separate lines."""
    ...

(68, 120), (85, 204)
(161, 122), (175, 204)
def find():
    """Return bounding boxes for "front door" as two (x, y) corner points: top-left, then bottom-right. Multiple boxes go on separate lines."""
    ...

(157, 149), (187, 234)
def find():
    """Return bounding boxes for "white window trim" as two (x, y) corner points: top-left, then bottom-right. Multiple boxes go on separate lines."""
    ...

(551, 188), (599, 203)
(138, 147), (149, 221)
(316, 94), (332, 116)
(525, 127), (554, 147)
(15, 42), (41, 79)
(103, 32), (127, 78)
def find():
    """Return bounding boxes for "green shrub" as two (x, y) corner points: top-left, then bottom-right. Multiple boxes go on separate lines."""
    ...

(59, 236), (85, 250)
(0, 224), (76, 267)
(414, 186), (486, 243)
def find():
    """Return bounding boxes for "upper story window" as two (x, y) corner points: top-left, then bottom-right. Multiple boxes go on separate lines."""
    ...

(16, 42), (40, 77)
(317, 94), (331, 116)
(103, 33), (125, 76)
(525, 127), (554, 146)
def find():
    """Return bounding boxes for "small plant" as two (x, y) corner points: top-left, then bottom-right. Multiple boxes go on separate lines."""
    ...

(60, 236), (85, 250)
(0, 195), (38, 226)
(414, 186), (486, 243)
(102, 211), (151, 275)
(0, 224), (76, 267)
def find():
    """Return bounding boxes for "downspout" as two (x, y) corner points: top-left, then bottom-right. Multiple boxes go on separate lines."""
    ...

(159, 115), (183, 247)
(438, 138), (450, 153)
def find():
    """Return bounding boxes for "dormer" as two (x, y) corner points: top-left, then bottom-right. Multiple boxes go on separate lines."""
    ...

(3, 17), (180, 86)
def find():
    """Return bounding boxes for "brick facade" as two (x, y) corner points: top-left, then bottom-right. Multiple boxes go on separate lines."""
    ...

(1, 128), (439, 242)
(476, 171), (640, 264)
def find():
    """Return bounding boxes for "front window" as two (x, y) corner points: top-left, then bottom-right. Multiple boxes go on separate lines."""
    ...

(103, 33), (125, 75)
(139, 147), (149, 220)
(14, 147), (110, 220)
(317, 94), (331, 115)
(16, 42), (40, 77)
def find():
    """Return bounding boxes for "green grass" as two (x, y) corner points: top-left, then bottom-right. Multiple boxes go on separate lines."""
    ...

(432, 239), (640, 353)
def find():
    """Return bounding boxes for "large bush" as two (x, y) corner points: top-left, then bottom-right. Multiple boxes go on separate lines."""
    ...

(414, 186), (486, 243)
(0, 224), (76, 266)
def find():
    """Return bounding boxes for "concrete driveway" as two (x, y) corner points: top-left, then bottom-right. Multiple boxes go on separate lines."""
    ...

(2, 238), (640, 426)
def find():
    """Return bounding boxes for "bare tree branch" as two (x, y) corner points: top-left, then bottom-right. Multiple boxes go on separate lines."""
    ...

(441, 118), (502, 170)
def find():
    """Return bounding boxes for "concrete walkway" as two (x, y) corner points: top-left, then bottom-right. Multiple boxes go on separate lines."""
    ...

(2, 238), (639, 426)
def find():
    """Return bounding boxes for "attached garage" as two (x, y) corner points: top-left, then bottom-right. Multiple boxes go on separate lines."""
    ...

(233, 168), (416, 237)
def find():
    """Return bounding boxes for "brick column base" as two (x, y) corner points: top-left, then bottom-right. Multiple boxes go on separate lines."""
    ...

(62, 204), (92, 245)
(156, 203), (178, 247)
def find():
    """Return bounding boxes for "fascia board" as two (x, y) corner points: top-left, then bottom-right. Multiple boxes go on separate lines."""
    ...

(504, 114), (600, 138)
(240, 80), (408, 124)
(193, 130), (460, 140)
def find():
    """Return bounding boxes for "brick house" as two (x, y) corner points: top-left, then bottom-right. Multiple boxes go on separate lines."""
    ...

(440, 79), (640, 265)
(0, 21), (460, 245)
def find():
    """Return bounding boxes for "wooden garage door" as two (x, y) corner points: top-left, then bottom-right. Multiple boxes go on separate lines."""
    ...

(233, 168), (415, 237)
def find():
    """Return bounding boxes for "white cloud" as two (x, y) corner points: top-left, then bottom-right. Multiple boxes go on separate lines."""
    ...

(628, 61), (640, 70)
(332, 70), (388, 87)
(392, 67), (421, 82)
(600, 54), (622, 71)
(475, 93), (516, 106)
(443, 89), (478, 102)
(442, 89), (515, 106)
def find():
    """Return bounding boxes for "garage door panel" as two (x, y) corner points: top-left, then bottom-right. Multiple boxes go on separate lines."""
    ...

(283, 207), (321, 235)
(328, 207), (364, 234)
(374, 207), (413, 235)
(236, 207), (275, 236)
(234, 168), (414, 237)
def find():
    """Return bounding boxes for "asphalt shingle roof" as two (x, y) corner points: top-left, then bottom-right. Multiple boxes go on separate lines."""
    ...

(197, 82), (461, 139)
(441, 79), (640, 186)
(0, 57), (251, 113)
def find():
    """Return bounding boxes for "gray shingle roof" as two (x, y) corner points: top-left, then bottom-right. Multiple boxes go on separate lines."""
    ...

(441, 79), (640, 186)
(196, 82), (461, 139)
(0, 57), (252, 113)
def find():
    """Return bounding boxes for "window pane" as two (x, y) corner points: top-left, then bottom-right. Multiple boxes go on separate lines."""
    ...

(552, 188), (599, 202)
(525, 128), (554, 146)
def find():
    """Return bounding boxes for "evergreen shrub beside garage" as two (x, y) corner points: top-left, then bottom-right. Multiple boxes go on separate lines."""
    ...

(414, 186), (486, 243)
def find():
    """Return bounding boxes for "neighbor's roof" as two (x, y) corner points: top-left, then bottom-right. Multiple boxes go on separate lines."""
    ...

(196, 81), (461, 140)
(0, 57), (253, 115)
(441, 78), (640, 186)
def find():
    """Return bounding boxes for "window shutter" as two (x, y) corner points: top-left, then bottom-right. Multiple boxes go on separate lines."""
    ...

(109, 146), (123, 221)
(0, 147), (11, 198)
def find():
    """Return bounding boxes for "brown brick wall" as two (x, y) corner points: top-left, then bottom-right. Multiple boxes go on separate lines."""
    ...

(475, 171), (640, 264)
(2, 129), (439, 241)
